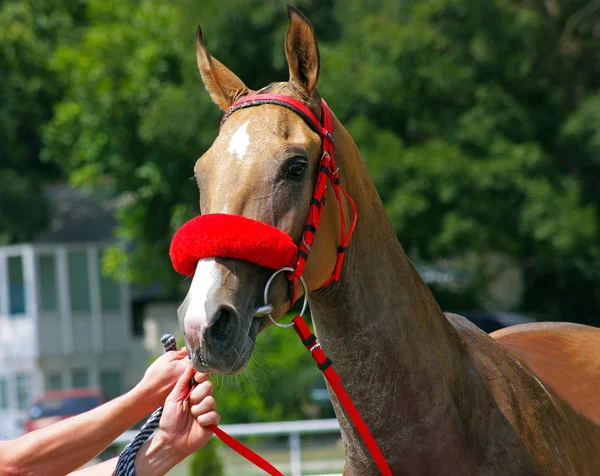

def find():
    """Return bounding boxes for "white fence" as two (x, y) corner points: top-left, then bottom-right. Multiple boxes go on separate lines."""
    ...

(112, 418), (343, 476)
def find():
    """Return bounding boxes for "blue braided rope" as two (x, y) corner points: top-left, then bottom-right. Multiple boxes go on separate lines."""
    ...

(114, 333), (177, 476)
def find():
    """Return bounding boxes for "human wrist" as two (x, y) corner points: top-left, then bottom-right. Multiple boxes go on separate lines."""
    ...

(134, 431), (182, 475)
(131, 381), (162, 415)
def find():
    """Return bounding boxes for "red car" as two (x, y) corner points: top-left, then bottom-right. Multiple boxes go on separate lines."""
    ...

(24, 388), (105, 432)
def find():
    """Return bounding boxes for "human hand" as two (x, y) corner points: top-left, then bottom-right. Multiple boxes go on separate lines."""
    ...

(135, 348), (190, 411)
(156, 365), (219, 459)
(133, 367), (218, 475)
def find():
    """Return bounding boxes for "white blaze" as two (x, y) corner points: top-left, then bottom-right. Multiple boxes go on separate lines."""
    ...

(227, 120), (250, 160)
(180, 258), (220, 327)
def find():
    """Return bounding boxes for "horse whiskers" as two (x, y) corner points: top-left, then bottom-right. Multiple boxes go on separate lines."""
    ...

(248, 353), (272, 385)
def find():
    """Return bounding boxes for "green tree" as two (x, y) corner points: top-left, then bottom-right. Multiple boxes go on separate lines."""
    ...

(0, 0), (91, 243)
(43, 0), (336, 290)
(320, 0), (600, 322)
(0, 0), (81, 243)
(43, 0), (599, 323)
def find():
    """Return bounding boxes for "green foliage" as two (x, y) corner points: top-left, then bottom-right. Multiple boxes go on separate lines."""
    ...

(3, 0), (598, 320)
(320, 0), (600, 322)
(41, 0), (336, 292)
(40, 0), (599, 321)
(0, 0), (79, 243)
(2, 0), (598, 432)
(189, 437), (223, 476)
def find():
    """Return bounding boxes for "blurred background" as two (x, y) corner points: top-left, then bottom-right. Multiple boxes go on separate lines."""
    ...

(1, 0), (598, 473)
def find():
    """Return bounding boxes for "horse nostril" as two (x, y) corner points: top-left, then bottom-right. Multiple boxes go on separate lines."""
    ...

(205, 306), (239, 350)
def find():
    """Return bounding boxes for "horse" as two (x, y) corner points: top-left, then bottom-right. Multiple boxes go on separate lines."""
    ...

(176, 5), (600, 475)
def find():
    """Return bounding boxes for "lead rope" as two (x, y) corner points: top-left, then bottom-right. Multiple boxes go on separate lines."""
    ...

(291, 317), (393, 476)
(115, 334), (284, 476)
(115, 334), (177, 475)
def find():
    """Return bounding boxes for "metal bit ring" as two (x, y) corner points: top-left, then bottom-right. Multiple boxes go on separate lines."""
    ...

(263, 267), (308, 328)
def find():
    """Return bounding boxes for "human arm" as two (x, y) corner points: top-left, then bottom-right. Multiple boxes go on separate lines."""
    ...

(0, 348), (190, 476)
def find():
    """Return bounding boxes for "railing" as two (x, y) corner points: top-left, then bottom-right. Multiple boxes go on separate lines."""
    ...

(112, 418), (343, 476)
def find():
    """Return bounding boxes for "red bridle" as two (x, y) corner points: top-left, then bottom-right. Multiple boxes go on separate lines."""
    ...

(170, 94), (391, 476)
(219, 94), (358, 303)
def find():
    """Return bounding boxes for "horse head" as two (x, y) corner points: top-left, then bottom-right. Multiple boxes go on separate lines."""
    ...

(178, 6), (342, 374)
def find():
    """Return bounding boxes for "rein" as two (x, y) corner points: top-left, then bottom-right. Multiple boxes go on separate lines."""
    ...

(168, 94), (391, 475)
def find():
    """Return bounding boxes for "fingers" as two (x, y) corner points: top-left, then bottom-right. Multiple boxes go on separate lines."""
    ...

(189, 381), (213, 405)
(165, 363), (195, 404)
(175, 347), (189, 357)
(171, 357), (191, 375)
(196, 410), (220, 428)
(194, 371), (210, 384)
(190, 394), (216, 418)
(166, 347), (189, 361)
(189, 381), (218, 426)
(151, 347), (187, 369)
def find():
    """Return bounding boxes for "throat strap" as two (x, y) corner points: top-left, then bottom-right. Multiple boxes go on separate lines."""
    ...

(287, 99), (357, 290)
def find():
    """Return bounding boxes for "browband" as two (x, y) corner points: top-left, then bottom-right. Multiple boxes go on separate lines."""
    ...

(220, 93), (325, 137)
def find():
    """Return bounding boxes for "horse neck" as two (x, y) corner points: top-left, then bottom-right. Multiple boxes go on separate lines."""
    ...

(308, 114), (475, 470)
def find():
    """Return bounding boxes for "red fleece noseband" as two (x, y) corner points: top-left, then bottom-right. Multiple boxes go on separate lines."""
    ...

(169, 214), (298, 276)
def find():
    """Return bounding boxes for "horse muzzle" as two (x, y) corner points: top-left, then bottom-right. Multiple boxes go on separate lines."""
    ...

(172, 214), (298, 373)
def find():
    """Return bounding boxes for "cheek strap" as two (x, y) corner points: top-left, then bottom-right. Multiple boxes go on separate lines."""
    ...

(169, 214), (298, 276)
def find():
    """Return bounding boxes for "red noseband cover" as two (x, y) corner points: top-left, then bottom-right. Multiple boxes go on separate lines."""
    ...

(169, 214), (298, 276)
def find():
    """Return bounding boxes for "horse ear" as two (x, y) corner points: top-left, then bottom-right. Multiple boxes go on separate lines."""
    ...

(285, 5), (320, 96)
(196, 26), (250, 111)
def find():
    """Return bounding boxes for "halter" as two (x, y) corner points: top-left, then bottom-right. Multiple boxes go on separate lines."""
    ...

(222, 94), (357, 296)
(171, 94), (357, 304)
(169, 94), (391, 476)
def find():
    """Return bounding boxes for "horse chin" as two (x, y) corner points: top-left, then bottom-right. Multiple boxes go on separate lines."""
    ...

(189, 317), (261, 375)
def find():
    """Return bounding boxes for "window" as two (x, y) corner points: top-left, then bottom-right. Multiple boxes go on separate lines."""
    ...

(38, 254), (58, 312)
(132, 301), (145, 337)
(8, 256), (25, 315)
(100, 371), (122, 401)
(71, 368), (89, 388)
(98, 250), (121, 312)
(45, 373), (62, 391)
(15, 374), (30, 410)
(0, 379), (8, 409)
(68, 251), (91, 313)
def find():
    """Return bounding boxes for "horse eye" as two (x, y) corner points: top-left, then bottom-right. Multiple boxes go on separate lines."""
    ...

(286, 160), (308, 183)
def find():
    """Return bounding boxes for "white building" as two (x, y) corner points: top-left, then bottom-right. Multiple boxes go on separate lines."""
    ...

(0, 187), (148, 438)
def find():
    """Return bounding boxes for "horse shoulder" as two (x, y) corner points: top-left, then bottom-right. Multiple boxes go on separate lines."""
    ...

(445, 314), (600, 475)
(444, 314), (571, 473)
(490, 322), (600, 426)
